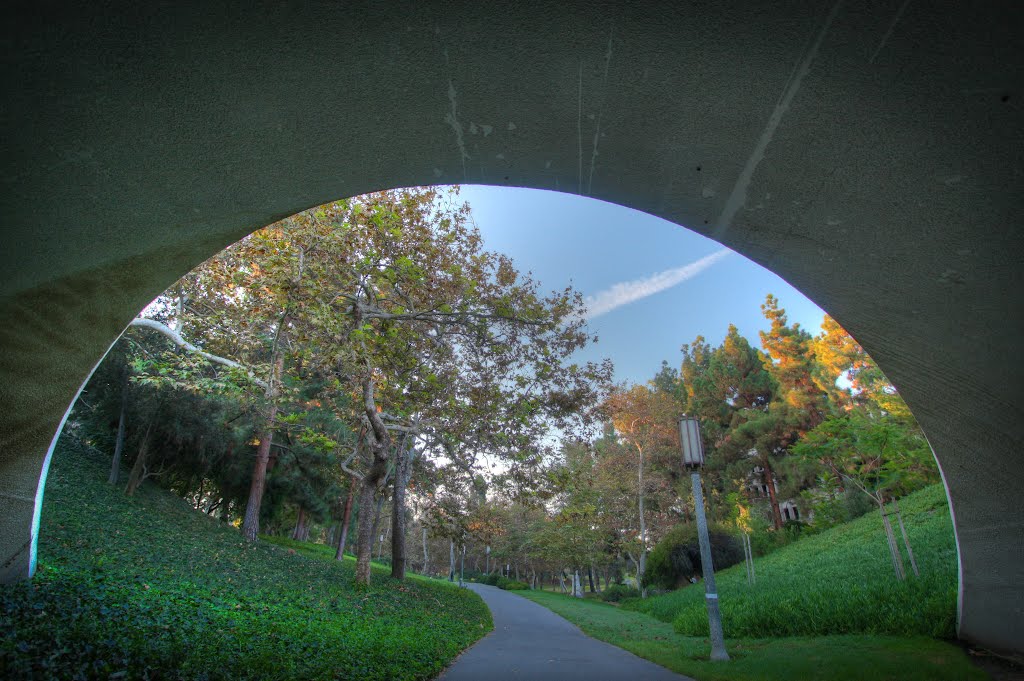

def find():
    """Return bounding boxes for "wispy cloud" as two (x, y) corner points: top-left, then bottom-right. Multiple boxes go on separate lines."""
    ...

(583, 249), (732, 320)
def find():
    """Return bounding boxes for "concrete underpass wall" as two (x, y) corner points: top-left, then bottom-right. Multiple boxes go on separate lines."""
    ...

(1, 0), (1020, 655)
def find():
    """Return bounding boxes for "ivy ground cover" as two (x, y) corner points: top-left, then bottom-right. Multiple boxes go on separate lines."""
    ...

(1, 437), (491, 680)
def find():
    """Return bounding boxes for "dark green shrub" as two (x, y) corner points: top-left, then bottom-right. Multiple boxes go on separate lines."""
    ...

(478, 573), (501, 586)
(644, 524), (744, 590)
(600, 584), (640, 602)
(496, 577), (529, 590)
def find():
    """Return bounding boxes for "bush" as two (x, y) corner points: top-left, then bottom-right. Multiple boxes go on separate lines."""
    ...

(477, 573), (501, 586)
(600, 584), (640, 602)
(496, 576), (529, 590)
(643, 524), (744, 590)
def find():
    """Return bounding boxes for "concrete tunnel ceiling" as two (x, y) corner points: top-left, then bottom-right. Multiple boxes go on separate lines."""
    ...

(0, 0), (1021, 656)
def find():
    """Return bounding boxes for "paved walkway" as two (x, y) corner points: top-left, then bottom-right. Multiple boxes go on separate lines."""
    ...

(437, 584), (695, 681)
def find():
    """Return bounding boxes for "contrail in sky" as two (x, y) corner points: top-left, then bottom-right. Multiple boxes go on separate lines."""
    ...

(583, 249), (732, 320)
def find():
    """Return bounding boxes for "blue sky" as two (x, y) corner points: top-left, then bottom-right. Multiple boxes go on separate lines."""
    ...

(457, 185), (827, 386)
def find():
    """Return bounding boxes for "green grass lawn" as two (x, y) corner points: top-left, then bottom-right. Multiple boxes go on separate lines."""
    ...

(625, 484), (957, 639)
(518, 590), (987, 681)
(0, 437), (491, 680)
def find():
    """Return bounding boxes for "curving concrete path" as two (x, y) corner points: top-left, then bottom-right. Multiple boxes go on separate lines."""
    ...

(437, 584), (695, 681)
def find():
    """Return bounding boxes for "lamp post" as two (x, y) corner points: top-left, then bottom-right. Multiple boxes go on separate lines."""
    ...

(679, 415), (729, 662)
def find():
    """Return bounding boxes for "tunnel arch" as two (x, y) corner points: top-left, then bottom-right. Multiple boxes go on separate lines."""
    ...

(0, 0), (1020, 656)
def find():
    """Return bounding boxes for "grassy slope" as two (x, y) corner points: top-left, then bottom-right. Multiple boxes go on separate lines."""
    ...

(626, 484), (957, 638)
(0, 437), (491, 680)
(518, 590), (987, 681)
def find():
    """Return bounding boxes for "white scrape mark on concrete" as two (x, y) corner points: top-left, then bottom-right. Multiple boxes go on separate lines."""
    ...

(943, 175), (964, 185)
(442, 47), (469, 180)
(482, 124), (493, 136)
(713, 0), (842, 240)
(433, 167), (443, 178)
(469, 122), (479, 135)
(507, 122), (517, 132)
(826, 218), (841, 226)
(701, 187), (717, 199)
(545, 160), (552, 169)
(495, 153), (505, 160)
(587, 26), (615, 196)
(870, 0), (912, 64)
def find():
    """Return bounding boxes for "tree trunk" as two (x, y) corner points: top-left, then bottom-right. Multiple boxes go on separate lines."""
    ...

(124, 420), (155, 496)
(355, 478), (381, 583)
(763, 459), (784, 530)
(108, 376), (128, 485)
(627, 550), (643, 595)
(291, 507), (309, 542)
(241, 408), (277, 542)
(637, 444), (648, 592)
(391, 445), (412, 580)
(372, 494), (386, 561)
(421, 526), (430, 575)
(880, 497), (906, 580)
(354, 373), (392, 585)
(587, 565), (596, 593)
(449, 539), (456, 581)
(335, 478), (356, 561)
(241, 353), (284, 542)
(894, 498), (920, 577)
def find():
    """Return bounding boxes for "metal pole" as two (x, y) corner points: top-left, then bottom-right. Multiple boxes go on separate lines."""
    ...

(691, 471), (729, 661)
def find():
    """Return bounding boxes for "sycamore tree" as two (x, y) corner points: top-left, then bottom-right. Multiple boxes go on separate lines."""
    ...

(263, 187), (610, 584)
(601, 384), (680, 596)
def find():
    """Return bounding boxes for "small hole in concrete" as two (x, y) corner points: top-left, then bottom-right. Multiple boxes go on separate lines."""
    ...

(1001, 94), (1010, 103)
(696, 166), (702, 171)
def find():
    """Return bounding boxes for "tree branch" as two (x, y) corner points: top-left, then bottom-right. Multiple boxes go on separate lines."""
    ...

(129, 317), (270, 390)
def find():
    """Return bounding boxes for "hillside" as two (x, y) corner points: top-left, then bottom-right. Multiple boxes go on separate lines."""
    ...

(0, 436), (491, 680)
(624, 484), (958, 638)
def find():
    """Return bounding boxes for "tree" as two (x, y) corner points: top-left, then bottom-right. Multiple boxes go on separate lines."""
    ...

(812, 315), (914, 419)
(759, 294), (827, 428)
(602, 384), (680, 596)
(298, 189), (608, 584)
(792, 413), (938, 578)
